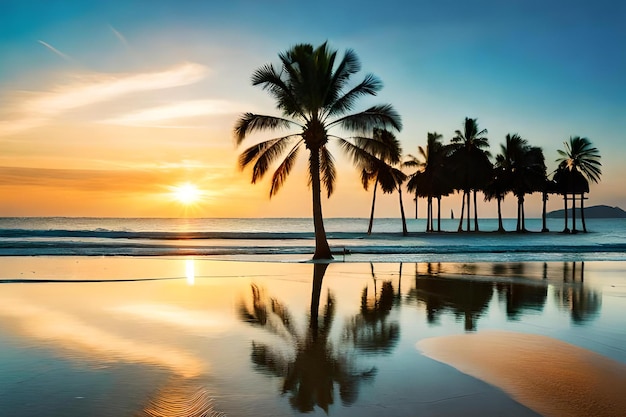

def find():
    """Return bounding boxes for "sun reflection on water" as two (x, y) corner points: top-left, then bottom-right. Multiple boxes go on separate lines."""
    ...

(186, 259), (195, 286)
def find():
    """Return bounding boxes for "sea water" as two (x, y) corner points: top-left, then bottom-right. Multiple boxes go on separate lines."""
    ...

(1, 217), (625, 262)
(1, 218), (625, 416)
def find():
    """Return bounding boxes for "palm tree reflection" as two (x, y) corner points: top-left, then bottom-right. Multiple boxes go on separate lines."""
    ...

(553, 261), (601, 323)
(493, 263), (548, 319)
(239, 264), (376, 413)
(408, 263), (492, 331)
(343, 263), (400, 354)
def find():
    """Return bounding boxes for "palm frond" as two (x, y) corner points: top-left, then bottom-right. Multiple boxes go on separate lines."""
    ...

(251, 64), (304, 120)
(238, 135), (297, 184)
(336, 137), (379, 170)
(326, 48), (361, 101)
(330, 104), (402, 133)
(234, 113), (296, 145)
(360, 169), (375, 191)
(269, 140), (303, 197)
(376, 164), (399, 194)
(320, 145), (336, 197)
(325, 74), (382, 119)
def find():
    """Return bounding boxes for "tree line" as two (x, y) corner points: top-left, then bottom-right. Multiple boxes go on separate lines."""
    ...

(234, 42), (601, 259)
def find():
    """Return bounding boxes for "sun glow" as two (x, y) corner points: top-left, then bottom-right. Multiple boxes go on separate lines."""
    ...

(171, 183), (202, 205)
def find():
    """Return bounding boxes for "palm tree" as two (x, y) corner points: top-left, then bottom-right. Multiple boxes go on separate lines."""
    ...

(405, 132), (447, 232)
(235, 43), (401, 259)
(361, 129), (405, 235)
(497, 134), (546, 232)
(449, 118), (491, 232)
(483, 163), (508, 232)
(402, 154), (421, 220)
(555, 136), (602, 233)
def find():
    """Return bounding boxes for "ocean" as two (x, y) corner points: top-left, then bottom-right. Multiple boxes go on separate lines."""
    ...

(1, 217), (626, 262)
(1, 217), (625, 416)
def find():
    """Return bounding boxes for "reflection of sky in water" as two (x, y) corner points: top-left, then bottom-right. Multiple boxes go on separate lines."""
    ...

(0, 258), (623, 416)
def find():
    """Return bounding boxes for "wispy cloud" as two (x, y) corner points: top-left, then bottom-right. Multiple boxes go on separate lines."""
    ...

(109, 25), (129, 46)
(0, 62), (209, 136)
(38, 40), (73, 61)
(0, 166), (172, 192)
(103, 99), (245, 126)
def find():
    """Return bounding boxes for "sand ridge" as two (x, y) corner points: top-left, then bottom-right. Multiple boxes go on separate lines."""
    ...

(417, 331), (626, 417)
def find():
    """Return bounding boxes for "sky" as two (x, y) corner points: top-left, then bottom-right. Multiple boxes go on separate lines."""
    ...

(1, 0), (624, 218)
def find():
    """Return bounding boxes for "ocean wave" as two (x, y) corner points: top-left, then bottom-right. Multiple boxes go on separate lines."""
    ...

(2, 239), (626, 259)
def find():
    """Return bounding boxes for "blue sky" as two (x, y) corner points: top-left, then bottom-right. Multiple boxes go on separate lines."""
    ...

(0, 0), (624, 217)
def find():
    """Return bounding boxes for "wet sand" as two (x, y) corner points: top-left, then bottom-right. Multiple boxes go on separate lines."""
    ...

(417, 330), (626, 417)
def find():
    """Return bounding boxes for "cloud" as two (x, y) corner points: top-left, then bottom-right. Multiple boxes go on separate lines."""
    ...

(0, 166), (168, 192)
(102, 99), (245, 126)
(38, 40), (73, 62)
(0, 62), (209, 136)
(109, 25), (129, 46)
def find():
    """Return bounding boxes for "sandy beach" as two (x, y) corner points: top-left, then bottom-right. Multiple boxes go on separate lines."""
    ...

(418, 331), (626, 417)
(0, 256), (624, 416)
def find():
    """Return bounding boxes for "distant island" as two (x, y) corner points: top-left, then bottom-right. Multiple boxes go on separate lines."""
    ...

(547, 205), (626, 219)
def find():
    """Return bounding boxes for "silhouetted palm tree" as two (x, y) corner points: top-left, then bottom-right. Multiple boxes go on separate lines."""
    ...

(235, 43), (401, 259)
(555, 136), (602, 233)
(449, 118), (491, 232)
(360, 129), (406, 235)
(405, 132), (450, 232)
(500, 134), (546, 232)
(483, 163), (508, 232)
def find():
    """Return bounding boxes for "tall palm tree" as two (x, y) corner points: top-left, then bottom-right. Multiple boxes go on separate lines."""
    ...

(555, 136), (602, 233)
(484, 163), (508, 233)
(497, 134), (546, 232)
(450, 118), (491, 232)
(402, 153), (421, 220)
(235, 43), (402, 259)
(405, 132), (447, 232)
(361, 129), (404, 235)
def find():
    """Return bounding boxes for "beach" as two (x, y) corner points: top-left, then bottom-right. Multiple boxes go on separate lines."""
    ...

(1, 254), (624, 416)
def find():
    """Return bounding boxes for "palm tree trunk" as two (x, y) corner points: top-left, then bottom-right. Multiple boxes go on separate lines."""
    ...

(466, 190), (471, 232)
(541, 190), (549, 232)
(571, 193), (577, 233)
(414, 192), (418, 219)
(473, 190), (479, 232)
(563, 194), (570, 233)
(367, 177), (379, 235)
(457, 191), (466, 232)
(516, 197), (522, 232)
(428, 196), (433, 232)
(581, 193), (587, 232)
(398, 187), (408, 236)
(497, 197), (504, 232)
(437, 196), (442, 232)
(310, 149), (333, 259)
(521, 195), (526, 232)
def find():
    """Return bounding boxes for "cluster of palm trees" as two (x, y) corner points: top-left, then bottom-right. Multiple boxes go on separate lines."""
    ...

(235, 42), (602, 260)
(401, 121), (601, 234)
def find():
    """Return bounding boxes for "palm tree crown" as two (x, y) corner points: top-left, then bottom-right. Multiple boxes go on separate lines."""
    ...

(235, 42), (401, 259)
(556, 136), (602, 183)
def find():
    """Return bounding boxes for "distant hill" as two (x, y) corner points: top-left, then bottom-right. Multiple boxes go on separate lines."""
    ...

(547, 205), (626, 218)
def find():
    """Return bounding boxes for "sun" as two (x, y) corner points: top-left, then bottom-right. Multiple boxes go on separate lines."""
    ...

(171, 183), (202, 205)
